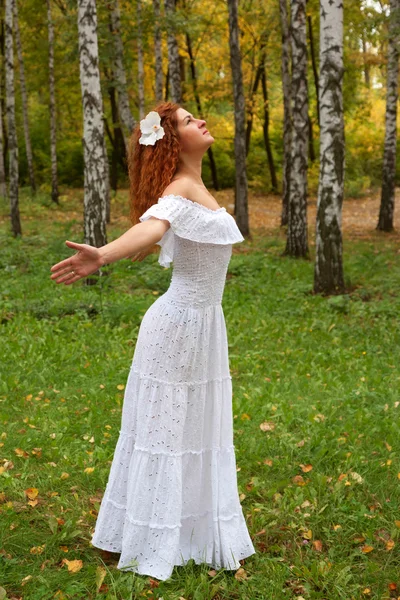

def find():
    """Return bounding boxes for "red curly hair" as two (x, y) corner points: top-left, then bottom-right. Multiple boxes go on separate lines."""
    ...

(128, 101), (183, 228)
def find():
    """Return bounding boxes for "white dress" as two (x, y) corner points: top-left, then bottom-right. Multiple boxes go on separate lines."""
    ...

(90, 194), (256, 581)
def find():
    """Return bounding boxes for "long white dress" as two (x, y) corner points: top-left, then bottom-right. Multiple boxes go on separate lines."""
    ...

(90, 194), (256, 581)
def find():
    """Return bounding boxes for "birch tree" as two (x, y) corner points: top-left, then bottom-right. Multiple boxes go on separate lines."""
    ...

(165, 0), (182, 103)
(153, 0), (163, 102)
(47, 0), (59, 204)
(14, 0), (35, 194)
(108, 0), (136, 138)
(5, 0), (21, 235)
(284, 0), (308, 257)
(314, 0), (345, 294)
(377, 0), (400, 232)
(77, 0), (108, 253)
(279, 0), (291, 227)
(0, 52), (7, 199)
(137, 0), (145, 119)
(227, 0), (248, 235)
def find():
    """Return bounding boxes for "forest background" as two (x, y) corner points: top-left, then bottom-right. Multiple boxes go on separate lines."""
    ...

(4, 0), (392, 200)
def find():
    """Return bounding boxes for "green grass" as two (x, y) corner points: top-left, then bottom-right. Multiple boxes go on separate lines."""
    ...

(0, 190), (400, 600)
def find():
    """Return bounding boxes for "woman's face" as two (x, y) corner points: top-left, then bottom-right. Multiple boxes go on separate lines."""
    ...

(175, 108), (214, 155)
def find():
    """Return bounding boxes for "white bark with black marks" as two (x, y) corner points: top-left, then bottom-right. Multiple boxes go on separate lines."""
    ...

(5, 0), (21, 235)
(279, 0), (291, 226)
(137, 0), (145, 119)
(165, 0), (182, 104)
(109, 0), (135, 134)
(14, 0), (35, 194)
(377, 0), (400, 232)
(285, 0), (308, 257)
(0, 55), (7, 199)
(153, 0), (163, 102)
(227, 0), (248, 234)
(47, 0), (59, 204)
(77, 0), (108, 249)
(314, 0), (345, 294)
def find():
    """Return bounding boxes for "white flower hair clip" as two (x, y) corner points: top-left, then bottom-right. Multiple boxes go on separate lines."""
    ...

(139, 111), (165, 146)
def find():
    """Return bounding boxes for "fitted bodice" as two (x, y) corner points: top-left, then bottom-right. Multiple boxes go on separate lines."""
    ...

(139, 194), (244, 308)
(165, 237), (233, 307)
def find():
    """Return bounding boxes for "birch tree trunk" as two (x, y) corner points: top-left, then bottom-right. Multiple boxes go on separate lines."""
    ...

(261, 52), (278, 192)
(308, 15), (320, 127)
(153, 0), (163, 102)
(377, 0), (400, 232)
(47, 0), (59, 204)
(137, 0), (145, 119)
(227, 0), (248, 235)
(279, 0), (291, 227)
(14, 0), (35, 195)
(165, 0), (182, 103)
(314, 0), (345, 294)
(5, 0), (20, 235)
(0, 43), (7, 199)
(77, 0), (108, 259)
(245, 54), (262, 155)
(284, 0), (308, 257)
(108, 0), (136, 137)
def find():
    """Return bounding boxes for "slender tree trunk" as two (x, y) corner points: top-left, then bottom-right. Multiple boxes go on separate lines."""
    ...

(106, 70), (127, 191)
(102, 133), (110, 224)
(227, 0), (249, 235)
(362, 32), (370, 88)
(284, 0), (308, 257)
(47, 0), (59, 204)
(153, 0), (163, 102)
(185, 28), (219, 190)
(261, 53), (278, 192)
(279, 0), (291, 227)
(108, 0), (135, 140)
(137, 0), (145, 119)
(308, 14), (320, 127)
(0, 0), (8, 165)
(377, 0), (400, 232)
(0, 67), (6, 199)
(308, 114), (315, 161)
(164, 66), (169, 101)
(0, 2), (6, 200)
(314, 0), (345, 294)
(77, 0), (108, 271)
(5, 0), (20, 235)
(165, 0), (182, 103)
(14, 0), (35, 194)
(245, 47), (263, 155)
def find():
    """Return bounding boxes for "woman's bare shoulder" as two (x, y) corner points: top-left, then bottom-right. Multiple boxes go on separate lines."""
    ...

(161, 178), (192, 200)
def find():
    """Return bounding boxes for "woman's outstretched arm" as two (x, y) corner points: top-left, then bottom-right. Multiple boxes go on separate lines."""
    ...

(50, 217), (170, 285)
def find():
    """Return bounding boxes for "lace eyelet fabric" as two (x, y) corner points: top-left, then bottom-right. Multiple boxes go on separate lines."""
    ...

(90, 194), (256, 581)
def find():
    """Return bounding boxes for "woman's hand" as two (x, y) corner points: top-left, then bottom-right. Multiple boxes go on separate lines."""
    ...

(50, 240), (103, 285)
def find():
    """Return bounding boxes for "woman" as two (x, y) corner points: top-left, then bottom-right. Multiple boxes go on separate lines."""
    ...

(50, 101), (256, 581)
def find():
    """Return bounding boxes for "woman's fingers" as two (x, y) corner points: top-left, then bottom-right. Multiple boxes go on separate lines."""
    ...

(50, 264), (74, 279)
(52, 270), (78, 284)
(50, 241), (84, 273)
(50, 258), (73, 273)
(65, 240), (85, 250)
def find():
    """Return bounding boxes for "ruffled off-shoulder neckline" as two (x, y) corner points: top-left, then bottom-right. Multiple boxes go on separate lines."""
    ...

(159, 194), (227, 214)
(139, 193), (244, 268)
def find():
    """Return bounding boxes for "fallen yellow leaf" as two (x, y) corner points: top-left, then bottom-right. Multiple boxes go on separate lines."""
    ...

(25, 488), (39, 500)
(63, 559), (83, 573)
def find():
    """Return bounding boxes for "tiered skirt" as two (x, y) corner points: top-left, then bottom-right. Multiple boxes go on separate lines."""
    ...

(90, 297), (256, 581)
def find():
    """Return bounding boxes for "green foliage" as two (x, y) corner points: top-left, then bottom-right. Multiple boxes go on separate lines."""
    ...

(7, 0), (398, 195)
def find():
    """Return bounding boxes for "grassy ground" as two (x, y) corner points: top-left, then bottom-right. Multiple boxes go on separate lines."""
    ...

(0, 189), (400, 600)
